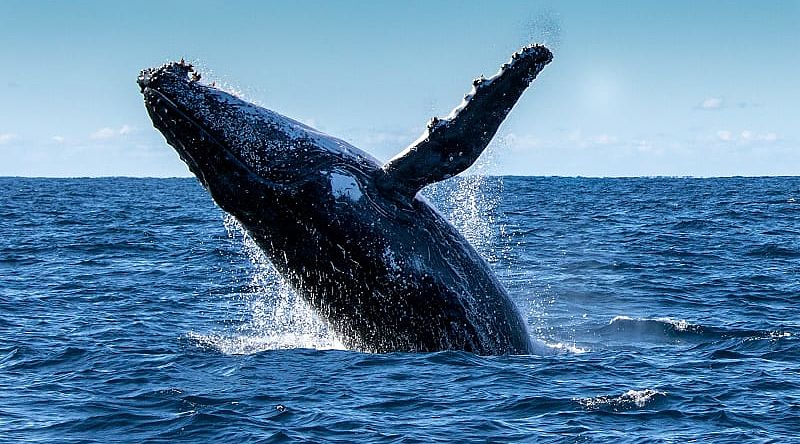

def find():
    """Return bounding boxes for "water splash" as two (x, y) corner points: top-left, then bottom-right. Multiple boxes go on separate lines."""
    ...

(193, 152), (524, 354)
(190, 215), (343, 355)
(533, 338), (590, 355)
(186, 330), (341, 355)
(520, 10), (562, 51)
(577, 389), (667, 411)
(422, 155), (505, 262)
(421, 151), (562, 351)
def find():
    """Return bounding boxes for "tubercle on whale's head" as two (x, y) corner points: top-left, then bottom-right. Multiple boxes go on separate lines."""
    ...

(137, 58), (196, 93)
(138, 61), (251, 201)
(137, 59), (306, 214)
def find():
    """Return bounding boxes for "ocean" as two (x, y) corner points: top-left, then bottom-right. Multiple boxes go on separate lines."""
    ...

(1, 176), (799, 442)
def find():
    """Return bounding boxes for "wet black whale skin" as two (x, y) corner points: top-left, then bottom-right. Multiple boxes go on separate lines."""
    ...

(138, 45), (552, 354)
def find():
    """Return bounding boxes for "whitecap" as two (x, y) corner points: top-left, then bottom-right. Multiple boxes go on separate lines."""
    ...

(576, 389), (667, 411)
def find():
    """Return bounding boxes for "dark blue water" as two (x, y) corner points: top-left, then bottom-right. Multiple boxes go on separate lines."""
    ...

(2, 176), (799, 442)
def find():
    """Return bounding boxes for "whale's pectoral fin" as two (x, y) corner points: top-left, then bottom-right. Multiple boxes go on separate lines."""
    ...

(381, 44), (552, 196)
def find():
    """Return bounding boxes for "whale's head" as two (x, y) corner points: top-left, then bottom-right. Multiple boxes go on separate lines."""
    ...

(138, 60), (378, 218)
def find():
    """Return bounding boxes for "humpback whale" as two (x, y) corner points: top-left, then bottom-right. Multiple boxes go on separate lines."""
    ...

(138, 45), (552, 354)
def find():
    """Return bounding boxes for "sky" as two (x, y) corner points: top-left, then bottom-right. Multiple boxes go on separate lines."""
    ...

(0, 1), (797, 177)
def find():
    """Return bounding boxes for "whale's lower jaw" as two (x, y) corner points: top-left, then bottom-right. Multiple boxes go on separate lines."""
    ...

(143, 87), (231, 185)
(141, 85), (277, 215)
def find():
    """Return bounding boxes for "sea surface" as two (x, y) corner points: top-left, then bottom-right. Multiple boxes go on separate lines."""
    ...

(1, 176), (799, 443)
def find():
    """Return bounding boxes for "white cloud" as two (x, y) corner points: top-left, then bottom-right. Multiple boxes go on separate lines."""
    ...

(90, 127), (116, 140)
(567, 130), (583, 143)
(90, 124), (134, 140)
(0, 133), (18, 144)
(716, 130), (733, 141)
(716, 129), (779, 143)
(503, 131), (627, 154)
(700, 97), (723, 110)
(699, 97), (762, 110)
(590, 134), (617, 145)
(52, 135), (65, 143)
(634, 139), (659, 153)
(564, 130), (618, 148)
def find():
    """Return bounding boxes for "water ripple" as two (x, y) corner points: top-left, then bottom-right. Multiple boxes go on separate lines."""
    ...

(1, 177), (799, 442)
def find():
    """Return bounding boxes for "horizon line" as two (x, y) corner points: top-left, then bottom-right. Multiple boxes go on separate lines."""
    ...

(2, 174), (798, 180)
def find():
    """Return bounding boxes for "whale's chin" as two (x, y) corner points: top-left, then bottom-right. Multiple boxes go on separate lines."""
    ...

(142, 87), (216, 185)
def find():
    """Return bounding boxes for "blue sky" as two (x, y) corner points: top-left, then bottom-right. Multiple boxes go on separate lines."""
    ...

(1, 1), (797, 177)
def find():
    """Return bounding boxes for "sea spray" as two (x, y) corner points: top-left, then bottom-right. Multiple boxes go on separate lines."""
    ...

(189, 215), (343, 354)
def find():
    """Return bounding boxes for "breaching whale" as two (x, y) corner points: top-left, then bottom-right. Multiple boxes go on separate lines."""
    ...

(138, 45), (552, 354)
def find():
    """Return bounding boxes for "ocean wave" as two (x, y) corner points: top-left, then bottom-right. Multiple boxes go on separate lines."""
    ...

(5, 177), (800, 442)
(185, 331), (345, 355)
(596, 316), (791, 343)
(671, 219), (714, 230)
(745, 243), (800, 258)
(533, 338), (590, 355)
(184, 332), (591, 357)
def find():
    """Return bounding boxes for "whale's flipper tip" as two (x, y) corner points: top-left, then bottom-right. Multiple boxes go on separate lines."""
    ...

(383, 44), (552, 196)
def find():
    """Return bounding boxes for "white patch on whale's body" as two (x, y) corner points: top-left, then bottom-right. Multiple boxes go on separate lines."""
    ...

(329, 172), (363, 201)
